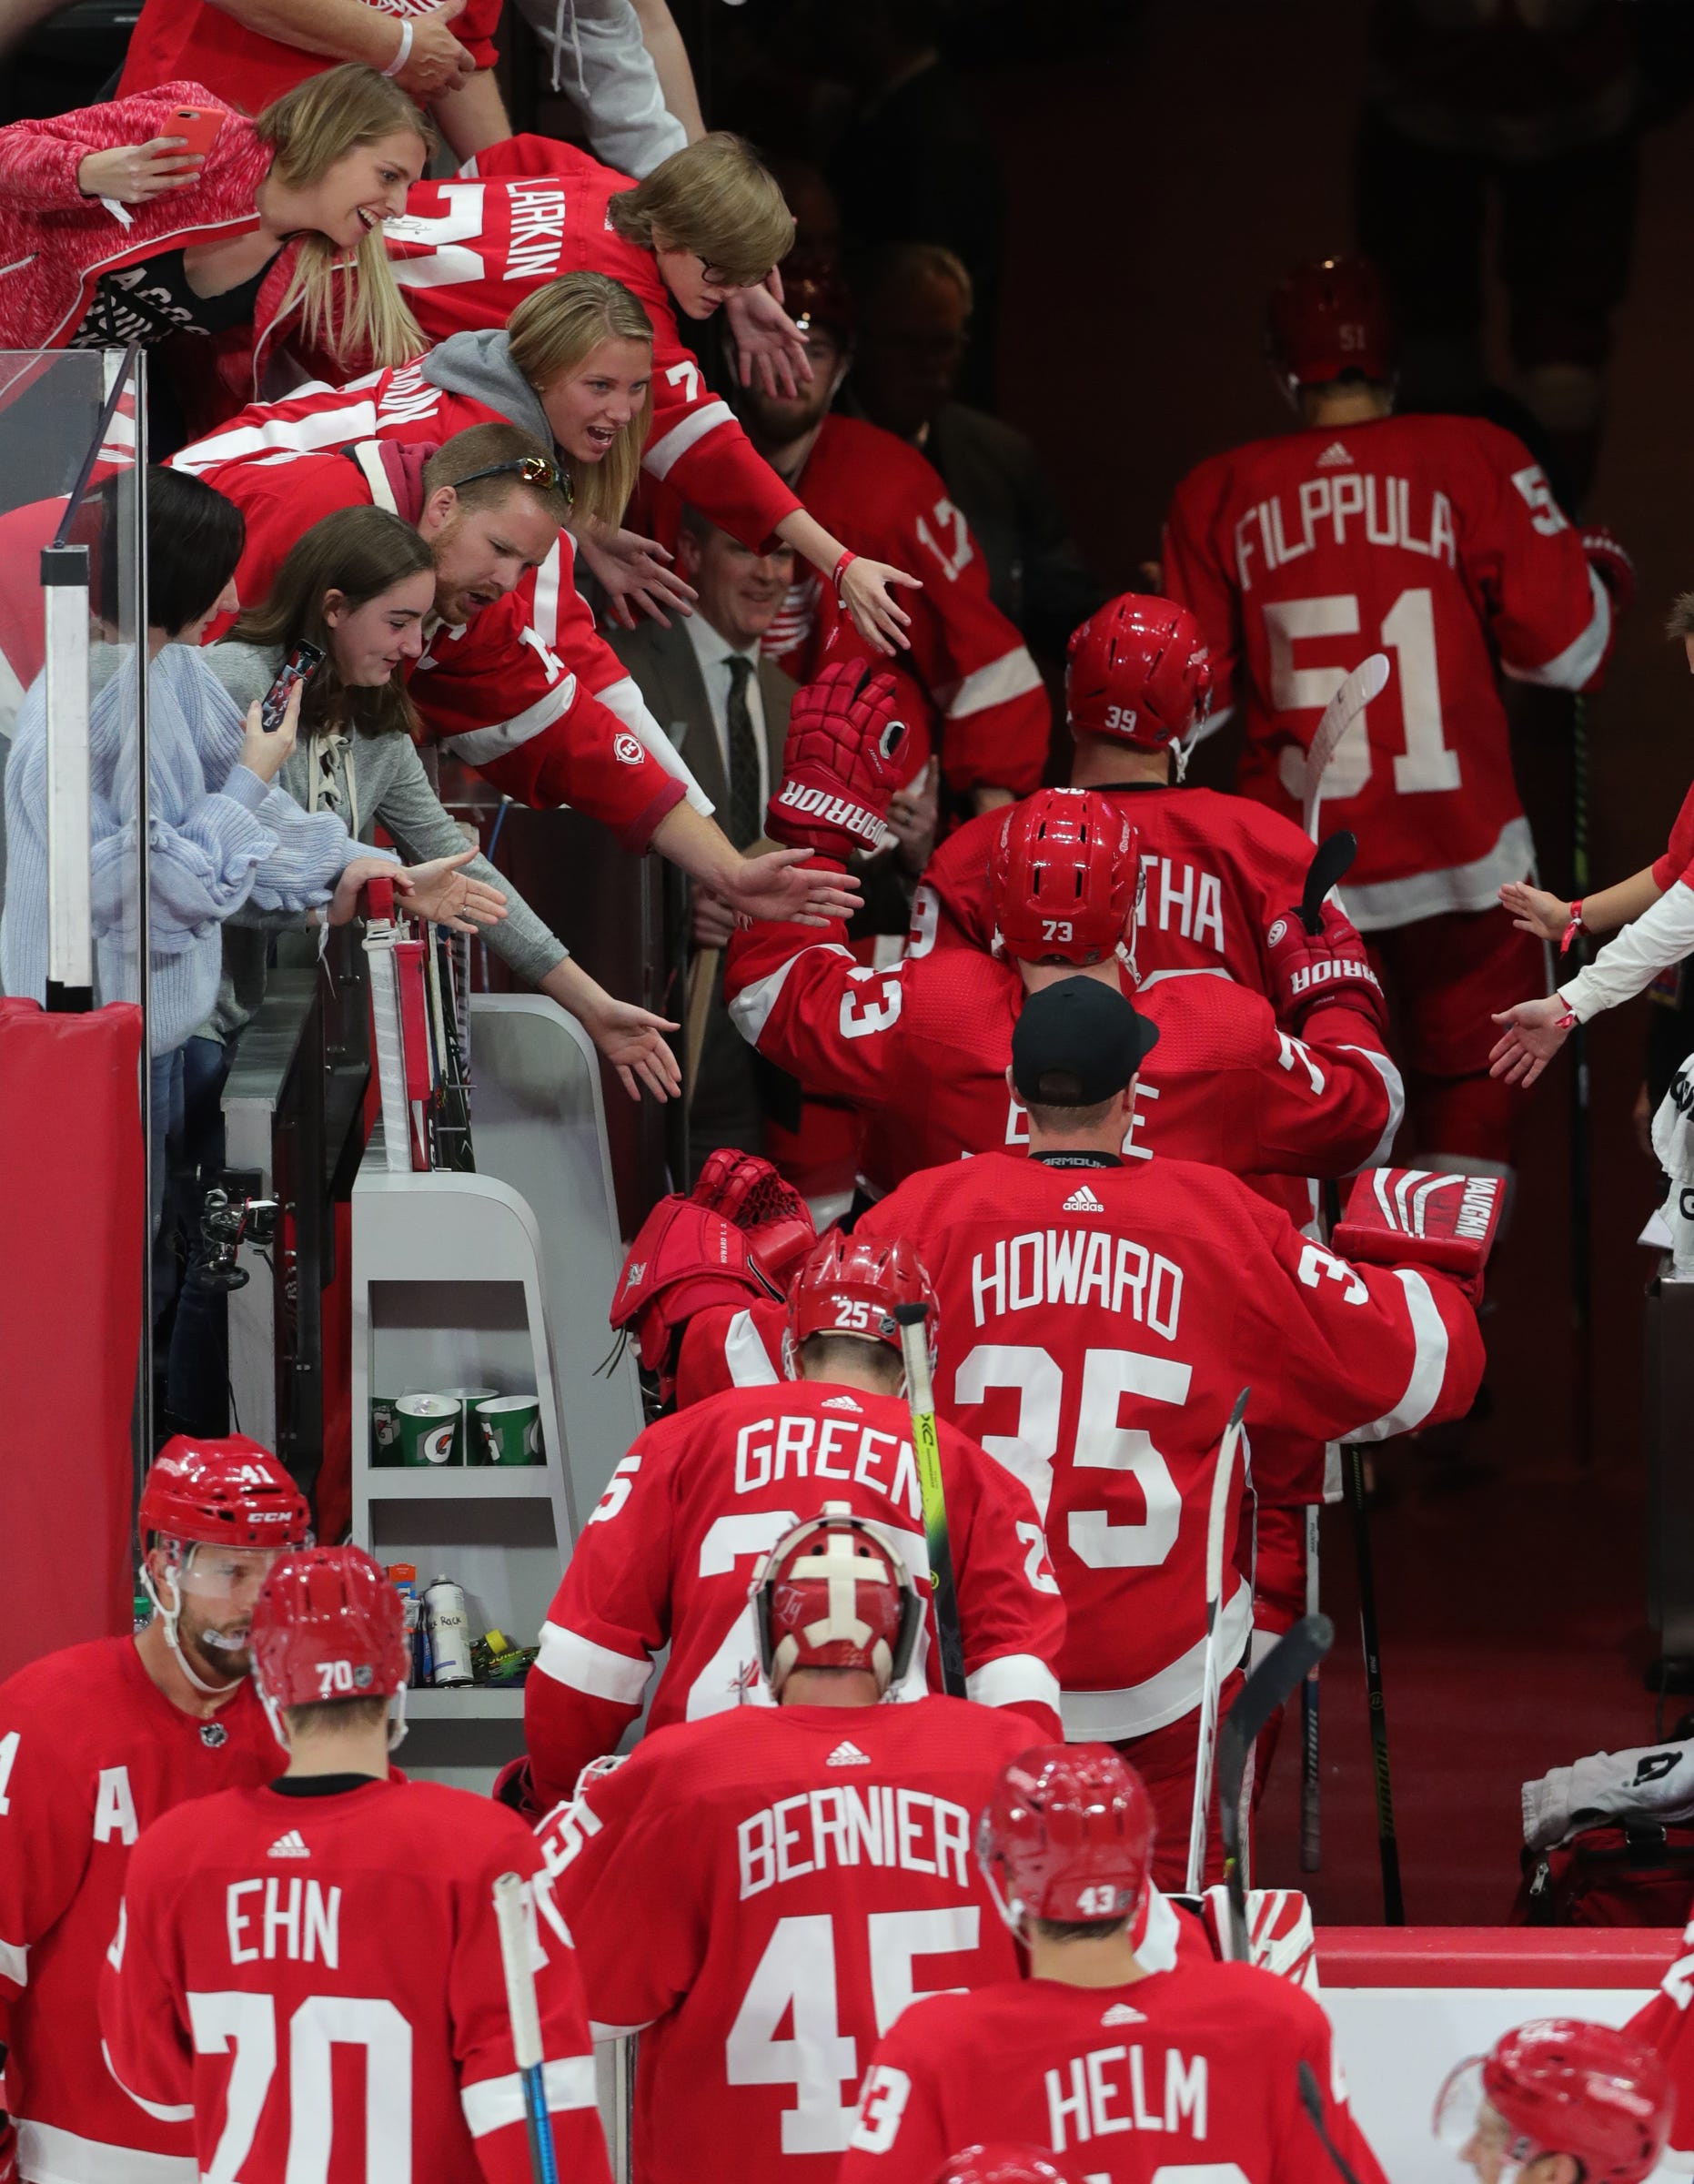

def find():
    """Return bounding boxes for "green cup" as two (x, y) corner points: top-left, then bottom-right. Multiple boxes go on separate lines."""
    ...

(439, 1387), (495, 1464)
(475, 1394), (543, 1467)
(369, 1397), (400, 1468)
(397, 1393), (463, 1467)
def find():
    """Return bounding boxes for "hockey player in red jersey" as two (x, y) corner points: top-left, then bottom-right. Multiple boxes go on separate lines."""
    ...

(851, 976), (1492, 1881)
(723, 677), (1400, 1204)
(839, 1745), (1386, 2184)
(915, 593), (1317, 1001)
(721, 257), (1049, 805)
(1436, 2019), (1672, 2184)
(0, 1437), (310, 2184)
(537, 1513), (1202, 2184)
(1162, 252), (1633, 1175)
(100, 1544), (611, 2184)
(523, 1227), (1064, 1815)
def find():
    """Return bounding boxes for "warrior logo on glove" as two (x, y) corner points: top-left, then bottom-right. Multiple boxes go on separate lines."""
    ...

(766, 661), (911, 860)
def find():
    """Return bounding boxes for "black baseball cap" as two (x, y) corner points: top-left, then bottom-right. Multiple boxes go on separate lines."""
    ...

(1011, 976), (1159, 1106)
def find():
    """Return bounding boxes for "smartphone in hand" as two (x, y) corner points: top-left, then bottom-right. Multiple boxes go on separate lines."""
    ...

(169, 106), (226, 161)
(260, 640), (325, 733)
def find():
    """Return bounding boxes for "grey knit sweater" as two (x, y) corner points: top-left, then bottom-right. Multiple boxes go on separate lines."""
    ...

(203, 642), (567, 1042)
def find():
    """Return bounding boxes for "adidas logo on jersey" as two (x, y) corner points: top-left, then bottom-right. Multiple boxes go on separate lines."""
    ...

(267, 1830), (309, 1859)
(826, 1740), (871, 1767)
(1061, 1184), (1105, 1213)
(820, 1394), (863, 1412)
(1314, 440), (1354, 469)
(1100, 2002), (1146, 2027)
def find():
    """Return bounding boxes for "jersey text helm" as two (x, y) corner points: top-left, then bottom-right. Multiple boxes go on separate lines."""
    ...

(1065, 594), (1213, 751)
(931, 2151), (1081, 2184)
(139, 1435), (312, 1552)
(991, 788), (1137, 966)
(1436, 2020), (1674, 2184)
(978, 1744), (1155, 1932)
(1265, 253), (1397, 405)
(249, 1545), (412, 1746)
(787, 1228), (937, 1366)
(750, 1504), (923, 1698)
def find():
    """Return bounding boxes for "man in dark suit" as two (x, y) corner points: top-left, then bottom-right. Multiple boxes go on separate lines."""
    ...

(611, 506), (798, 1174)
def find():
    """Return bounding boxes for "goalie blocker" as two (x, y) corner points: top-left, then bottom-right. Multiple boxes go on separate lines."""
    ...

(1333, 1167), (1505, 1303)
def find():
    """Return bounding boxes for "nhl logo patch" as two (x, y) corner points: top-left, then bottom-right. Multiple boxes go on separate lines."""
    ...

(199, 1720), (229, 1749)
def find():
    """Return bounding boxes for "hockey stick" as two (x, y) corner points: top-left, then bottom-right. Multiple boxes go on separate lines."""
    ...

(1300, 1506), (1322, 1874)
(1346, 1445), (1405, 1923)
(1298, 2060), (1364, 2184)
(1304, 653), (1390, 842)
(893, 1300), (967, 1699)
(1568, 693), (1592, 1463)
(1299, 831), (1357, 935)
(1215, 1613), (1335, 1961)
(684, 945), (719, 1105)
(1185, 1388), (1251, 1894)
(491, 1873), (561, 2184)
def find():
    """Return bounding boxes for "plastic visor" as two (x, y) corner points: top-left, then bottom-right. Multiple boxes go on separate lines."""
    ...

(166, 1542), (292, 1603)
(1434, 2060), (1538, 2184)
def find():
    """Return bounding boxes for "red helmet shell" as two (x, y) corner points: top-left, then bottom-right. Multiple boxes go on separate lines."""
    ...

(990, 789), (1136, 966)
(1265, 254), (1396, 400)
(931, 2152), (1081, 2184)
(788, 1229), (936, 1359)
(1066, 594), (1213, 749)
(249, 1546), (410, 1712)
(780, 250), (854, 344)
(1481, 2020), (1674, 2184)
(751, 1506), (923, 1697)
(978, 1744), (1155, 1927)
(139, 1436), (312, 1552)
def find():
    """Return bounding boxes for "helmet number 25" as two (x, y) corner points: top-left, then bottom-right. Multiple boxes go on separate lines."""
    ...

(1265, 588), (1457, 803)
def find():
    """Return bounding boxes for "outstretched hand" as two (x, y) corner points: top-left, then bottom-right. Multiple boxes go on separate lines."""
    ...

(725, 274), (812, 400)
(1499, 879), (1572, 946)
(1488, 995), (1574, 1087)
(721, 844), (862, 927)
(575, 524), (698, 629)
(838, 555), (920, 656)
(580, 993), (682, 1103)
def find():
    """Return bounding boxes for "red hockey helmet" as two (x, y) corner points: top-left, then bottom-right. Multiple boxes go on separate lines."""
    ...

(978, 1744), (1155, 1931)
(990, 789), (1137, 966)
(780, 250), (854, 345)
(691, 1148), (817, 1291)
(1066, 594), (1213, 751)
(1265, 254), (1397, 404)
(1436, 2021), (1674, 2184)
(751, 1504), (923, 1698)
(139, 1436), (312, 1553)
(786, 1228), (937, 1366)
(931, 2152), (1081, 2184)
(249, 1545), (411, 1718)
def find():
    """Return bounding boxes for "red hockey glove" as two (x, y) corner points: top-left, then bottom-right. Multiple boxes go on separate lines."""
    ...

(690, 1148), (816, 1290)
(765, 660), (911, 859)
(1264, 901), (1389, 1040)
(610, 1198), (781, 1399)
(1331, 1166), (1505, 1306)
(1583, 524), (1635, 618)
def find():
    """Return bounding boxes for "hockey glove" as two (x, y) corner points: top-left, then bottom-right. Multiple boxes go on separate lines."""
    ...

(1264, 900), (1389, 1041)
(610, 1197), (782, 1400)
(765, 660), (911, 859)
(690, 1148), (816, 1290)
(1582, 524), (1635, 618)
(1331, 1166), (1505, 1306)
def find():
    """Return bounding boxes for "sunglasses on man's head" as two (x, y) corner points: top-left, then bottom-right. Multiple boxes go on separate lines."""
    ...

(451, 453), (566, 494)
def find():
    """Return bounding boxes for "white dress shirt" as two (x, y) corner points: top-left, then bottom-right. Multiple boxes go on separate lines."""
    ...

(683, 612), (770, 814)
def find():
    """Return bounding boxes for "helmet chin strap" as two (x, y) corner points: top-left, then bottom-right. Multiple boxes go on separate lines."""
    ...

(142, 1558), (237, 1700)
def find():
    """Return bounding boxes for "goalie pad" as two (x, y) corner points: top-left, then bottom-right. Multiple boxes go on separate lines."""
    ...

(1332, 1166), (1503, 1298)
(689, 1148), (816, 1290)
(1198, 1886), (1321, 1993)
(610, 1198), (781, 1386)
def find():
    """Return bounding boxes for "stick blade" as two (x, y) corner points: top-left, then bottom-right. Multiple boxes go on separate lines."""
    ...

(1302, 652), (1390, 835)
(1298, 831), (1357, 934)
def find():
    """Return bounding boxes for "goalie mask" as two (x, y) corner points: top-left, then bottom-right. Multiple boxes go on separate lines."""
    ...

(1065, 595), (1213, 759)
(138, 1436), (312, 1697)
(990, 789), (1137, 969)
(1435, 2021), (1673, 2184)
(978, 1744), (1155, 1934)
(249, 1545), (413, 1752)
(930, 2152), (1082, 2184)
(1265, 252), (1397, 407)
(784, 1228), (937, 1379)
(750, 1505), (923, 1700)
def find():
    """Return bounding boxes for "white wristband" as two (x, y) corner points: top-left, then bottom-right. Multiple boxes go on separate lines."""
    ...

(383, 18), (413, 76)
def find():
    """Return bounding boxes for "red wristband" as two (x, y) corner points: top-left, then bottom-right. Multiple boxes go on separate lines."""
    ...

(832, 550), (857, 599)
(1559, 900), (1585, 956)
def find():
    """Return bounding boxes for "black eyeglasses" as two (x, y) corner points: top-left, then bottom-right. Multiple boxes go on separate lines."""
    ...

(450, 453), (571, 507)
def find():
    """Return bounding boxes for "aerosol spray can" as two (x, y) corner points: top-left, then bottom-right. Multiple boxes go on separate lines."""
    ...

(422, 1575), (473, 1687)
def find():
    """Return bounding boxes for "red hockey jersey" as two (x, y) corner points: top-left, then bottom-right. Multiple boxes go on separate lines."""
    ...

(99, 1774), (610, 2184)
(525, 1379), (1064, 1814)
(838, 1959), (1386, 2184)
(916, 780), (1317, 996)
(190, 438), (686, 843)
(0, 1636), (281, 2184)
(723, 864), (1402, 1201)
(380, 136), (800, 551)
(1162, 411), (1613, 926)
(537, 1700), (1210, 2184)
(853, 1149), (1483, 1736)
(758, 416), (1048, 799)
(116, 0), (499, 106)
(1653, 782), (1694, 893)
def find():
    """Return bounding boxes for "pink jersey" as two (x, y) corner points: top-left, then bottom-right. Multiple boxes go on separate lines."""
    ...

(537, 1700), (1210, 2184)
(839, 1959), (1386, 2184)
(0, 1636), (281, 2184)
(853, 1149), (1483, 1737)
(382, 136), (799, 551)
(525, 1379), (1064, 1814)
(1162, 411), (1612, 926)
(916, 781), (1317, 995)
(723, 861), (1401, 1202)
(99, 1774), (610, 2184)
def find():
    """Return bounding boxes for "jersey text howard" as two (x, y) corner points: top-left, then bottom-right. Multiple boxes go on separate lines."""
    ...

(971, 1230), (1184, 1335)
(738, 1787), (973, 1899)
